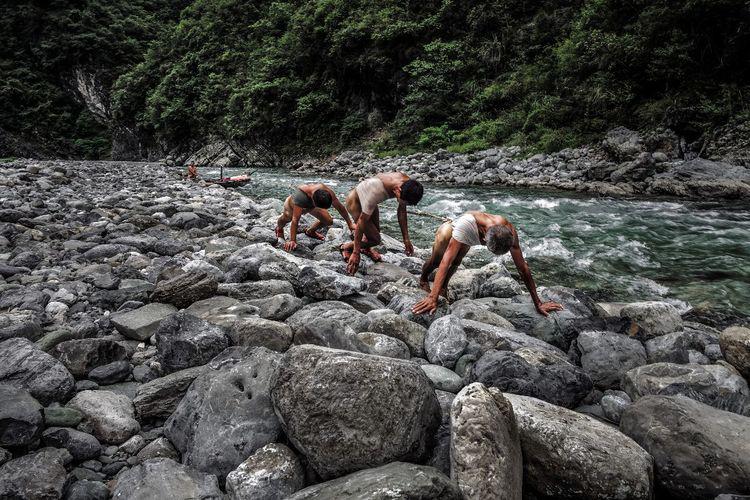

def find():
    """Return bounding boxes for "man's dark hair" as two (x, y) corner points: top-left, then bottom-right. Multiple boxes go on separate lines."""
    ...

(486, 225), (514, 255)
(400, 179), (424, 205)
(312, 189), (333, 209)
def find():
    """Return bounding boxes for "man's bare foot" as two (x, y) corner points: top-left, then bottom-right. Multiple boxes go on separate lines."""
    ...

(275, 226), (284, 239)
(340, 244), (353, 261)
(419, 280), (431, 293)
(361, 248), (383, 262)
(304, 229), (326, 241)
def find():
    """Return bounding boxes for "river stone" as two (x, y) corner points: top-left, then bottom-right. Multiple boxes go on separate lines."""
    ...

(132, 366), (206, 419)
(621, 395), (750, 499)
(575, 330), (647, 389)
(41, 427), (101, 461)
(506, 394), (653, 499)
(450, 383), (522, 500)
(357, 332), (410, 359)
(43, 407), (83, 427)
(450, 298), (515, 330)
(619, 301), (683, 338)
(600, 389), (632, 423)
(248, 293), (304, 321)
(67, 390), (140, 444)
(428, 390), (455, 475)
(66, 479), (110, 500)
(150, 270), (218, 309)
(0, 447), (71, 500)
(420, 364), (463, 393)
(644, 332), (689, 364)
(164, 347), (281, 479)
(0, 310), (42, 341)
(87, 360), (132, 385)
(83, 244), (132, 260)
(112, 458), (223, 500)
(296, 265), (366, 299)
(469, 348), (593, 408)
(0, 385), (43, 448)
(286, 301), (369, 334)
(110, 303), (178, 341)
(226, 443), (304, 500)
(0, 287), (49, 314)
(229, 316), (293, 352)
(367, 309), (427, 357)
(137, 436), (179, 462)
(621, 362), (750, 415)
(472, 275), (523, 299)
(270, 345), (441, 479)
(385, 292), (448, 328)
(425, 315), (467, 368)
(52, 338), (128, 378)
(155, 312), (230, 373)
(218, 280), (296, 300)
(461, 319), (564, 356)
(720, 326), (750, 378)
(286, 462), (463, 500)
(0, 338), (74, 405)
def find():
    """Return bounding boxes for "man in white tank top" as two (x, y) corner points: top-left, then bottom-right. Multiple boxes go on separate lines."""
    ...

(341, 172), (424, 275)
(413, 211), (564, 316)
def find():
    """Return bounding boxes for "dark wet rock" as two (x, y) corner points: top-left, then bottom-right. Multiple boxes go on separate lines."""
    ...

(0, 310), (42, 341)
(286, 462), (462, 500)
(87, 360), (132, 385)
(720, 326), (750, 378)
(0, 338), (75, 404)
(0, 287), (49, 313)
(0, 385), (43, 449)
(164, 347), (281, 479)
(469, 348), (593, 408)
(247, 293), (303, 321)
(112, 458), (222, 499)
(508, 393), (653, 500)
(645, 332), (689, 364)
(133, 366), (207, 420)
(155, 312), (230, 373)
(41, 427), (101, 461)
(619, 301), (683, 339)
(621, 395), (750, 500)
(67, 390), (140, 444)
(357, 331), (410, 359)
(367, 309), (427, 357)
(574, 330), (647, 389)
(65, 479), (110, 500)
(427, 389), (454, 475)
(136, 437), (179, 462)
(270, 345), (441, 480)
(600, 389), (632, 423)
(450, 383), (522, 500)
(83, 244), (133, 260)
(151, 271), (218, 309)
(110, 303), (178, 341)
(225, 443), (304, 500)
(52, 338), (128, 378)
(0, 447), (71, 500)
(340, 292), (387, 313)
(43, 407), (83, 428)
(89, 284), (153, 311)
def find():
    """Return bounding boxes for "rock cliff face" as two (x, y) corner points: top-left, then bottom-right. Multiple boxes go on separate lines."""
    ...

(0, 159), (748, 498)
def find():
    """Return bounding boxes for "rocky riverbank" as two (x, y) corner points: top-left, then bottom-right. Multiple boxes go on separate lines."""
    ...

(1, 159), (749, 499)
(294, 127), (750, 200)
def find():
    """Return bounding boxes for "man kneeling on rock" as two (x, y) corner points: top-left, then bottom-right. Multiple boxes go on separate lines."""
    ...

(412, 211), (564, 316)
(341, 172), (424, 275)
(277, 183), (355, 252)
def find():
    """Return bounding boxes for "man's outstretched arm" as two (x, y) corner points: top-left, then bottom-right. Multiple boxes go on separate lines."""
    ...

(413, 239), (464, 314)
(509, 240), (563, 316)
(332, 196), (355, 232)
(397, 201), (414, 256)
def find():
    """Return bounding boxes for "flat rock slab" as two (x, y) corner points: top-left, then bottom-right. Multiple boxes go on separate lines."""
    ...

(110, 303), (177, 341)
(133, 366), (206, 420)
(271, 345), (441, 480)
(112, 458), (222, 500)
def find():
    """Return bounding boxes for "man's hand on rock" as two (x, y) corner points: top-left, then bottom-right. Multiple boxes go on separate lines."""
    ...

(412, 295), (438, 315)
(404, 239), (414, 257)
(347, 252), (361, 275)
(536, 300), (564, 317)
(283, 240), (297, 252)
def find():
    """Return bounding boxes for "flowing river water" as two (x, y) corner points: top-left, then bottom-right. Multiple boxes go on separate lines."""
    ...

(208, 167), (750, 319)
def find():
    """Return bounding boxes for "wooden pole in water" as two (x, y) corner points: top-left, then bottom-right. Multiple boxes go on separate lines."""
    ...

(407, 209), (452, 223)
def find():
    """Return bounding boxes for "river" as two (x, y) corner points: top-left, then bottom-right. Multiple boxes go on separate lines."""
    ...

(207, 167), (750, 319)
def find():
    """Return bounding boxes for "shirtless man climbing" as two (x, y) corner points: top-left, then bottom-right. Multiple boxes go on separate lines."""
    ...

(276, 183), (355, 252)
(412, 211), (564, 316)
(341, 172), (424, 275)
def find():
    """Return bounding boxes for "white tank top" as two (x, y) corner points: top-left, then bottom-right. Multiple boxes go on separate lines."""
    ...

(451, 213), (482, 246)
(356, 177), (393, 215)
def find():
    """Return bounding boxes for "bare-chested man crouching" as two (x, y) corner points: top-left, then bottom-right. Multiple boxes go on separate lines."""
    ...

(341, 172), (424, 275)
(413, 211), (564, 316)
(276, 183), (355, 252)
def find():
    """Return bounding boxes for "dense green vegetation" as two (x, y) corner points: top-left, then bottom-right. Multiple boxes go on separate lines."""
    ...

(3, 0), (749, 161)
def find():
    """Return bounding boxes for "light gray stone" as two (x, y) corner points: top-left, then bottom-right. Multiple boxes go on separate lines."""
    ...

(112, 458), (222, 500)
(67, 390), (140, 444)
(226, 443), (304, 500)
(576, 330), (647, 389)
(110, 303), (178, 341)
(425, 315), (467, 368)
(620, 301), (683, 338)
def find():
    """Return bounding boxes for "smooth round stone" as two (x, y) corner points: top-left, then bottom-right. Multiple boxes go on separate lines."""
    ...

(43, 407), (83, 428)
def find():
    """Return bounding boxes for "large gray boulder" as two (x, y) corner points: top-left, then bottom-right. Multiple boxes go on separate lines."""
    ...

(151, 270), (218, 309)
(133, 366), (206, 419)
(52, 338), (127, 378)
(720, 326), (750, 378)
(286, 301), (369, 335)
(156, 312), (230, 373)
(450, 383), (522, 500)
(357, 332), (410, 359)
(450, 298), (515, 330)
(469, 348), (592, 408)
(110, 303), (178, 341)
(575, 330), (647, 389)
(0, 338), (74, 405)
(286, 462), (463, 500)
(112, 458), (223, 500)
(164, 347), (281, 479)
(367, 309), (428, 357)
(67, 390), (140, 444)
(248, 294), (303, 321)
(229, 317), (293, 352)
(226, 443), (304, 500)
(621, 362), (750, 416)
(296, 265), (366, 299)
(619, 301), (683, 339)
(507, 394), (653, 499)
(0, 385), (43, 448)
(425, 315), (467, 368)
(270, 345), (441, 479)
(461, 319), (565, 356)
(0, 448), (71, 500)
(621, 395), (750, 499)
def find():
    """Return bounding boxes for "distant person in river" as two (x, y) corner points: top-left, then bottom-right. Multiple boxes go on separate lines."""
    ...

(412, 211), (564, 316)
(341, 172), (424, 275)
(277, 183), (355, 252)
(186, 163), (198, 180)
